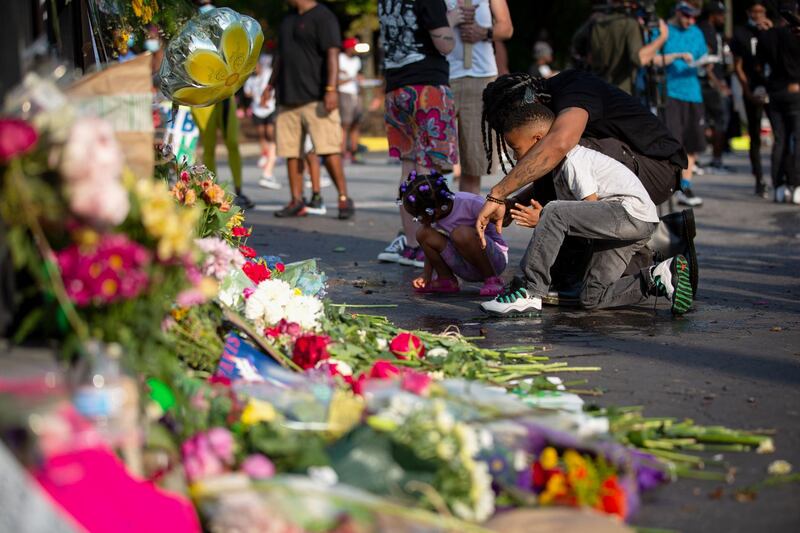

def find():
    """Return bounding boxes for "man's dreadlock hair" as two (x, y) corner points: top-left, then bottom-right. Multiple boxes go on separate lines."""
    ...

(397, 170), (455, 219)
(481, 73), (553, 174)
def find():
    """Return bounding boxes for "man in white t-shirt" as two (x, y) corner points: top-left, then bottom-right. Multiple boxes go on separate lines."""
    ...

(338, 38), (363, 163)
(480, 102), (693, 316)
(445, 0), (513, 193)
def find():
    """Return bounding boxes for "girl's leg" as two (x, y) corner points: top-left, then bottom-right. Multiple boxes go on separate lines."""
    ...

(193, 105), (218, 174)
(257, 123), (269, 159)
(417, 226), (455, 281)
(449, 225), (495, 278)
(264, 123), (277, 177)
(401, 159), (421, 246)
(222, 97), (243, 194)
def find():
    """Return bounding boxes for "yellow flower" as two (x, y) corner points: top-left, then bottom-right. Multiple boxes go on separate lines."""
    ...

(563, 449), (585, 471)
(184, 188), (197, 206)
(539, 446), (558, 470)
(539, 472), (567, 505)
(173, 20), (264, 106)
(132, 0), (158, 23)
(226, 211), (245, 229)
(240, 399), (277, 426)
(134, 178), (199, 260)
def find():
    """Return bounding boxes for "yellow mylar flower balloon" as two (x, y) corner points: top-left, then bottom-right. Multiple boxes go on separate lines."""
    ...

(159, 7), (264, 107)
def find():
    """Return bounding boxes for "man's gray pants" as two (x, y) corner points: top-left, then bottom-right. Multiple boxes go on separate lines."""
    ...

(521, 200), (657, 309)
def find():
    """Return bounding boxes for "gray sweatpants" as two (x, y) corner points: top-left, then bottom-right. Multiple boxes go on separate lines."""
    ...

(521, 200), (657, 309)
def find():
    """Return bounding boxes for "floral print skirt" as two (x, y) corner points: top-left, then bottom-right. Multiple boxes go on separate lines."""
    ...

(384, 85), (458, 172)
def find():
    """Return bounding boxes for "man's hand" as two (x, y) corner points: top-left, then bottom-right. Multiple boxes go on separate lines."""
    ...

(510, 199), (543, 228)
(657, 18), (669, 41)
(324, 91), (338, 113)
(460, 23), (488, 44)
(475, 200), (506, 249)
(447, 5), (476, 26)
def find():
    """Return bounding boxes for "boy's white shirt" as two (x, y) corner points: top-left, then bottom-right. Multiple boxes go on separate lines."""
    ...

(555, 145), (659, 223)
(244, 70), (275, 118)
(338, 54), (361, 95)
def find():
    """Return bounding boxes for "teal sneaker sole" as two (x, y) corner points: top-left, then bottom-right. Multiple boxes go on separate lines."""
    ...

(671, 255), (693, 315)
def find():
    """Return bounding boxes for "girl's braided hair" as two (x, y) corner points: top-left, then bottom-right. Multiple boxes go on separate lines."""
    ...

(481, 73), (552, 175)
(397, 170), (455, 219)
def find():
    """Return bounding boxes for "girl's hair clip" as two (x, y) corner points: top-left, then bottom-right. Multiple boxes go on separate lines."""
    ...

(441, 204), (449, 211)
(395, 199), (403, 206)
(419, 184), (430, 192)
(412, 216), (419, 223)
(524, 86), (535, 104)
(425, 207), (435, 216)
(408, 194), (416, 203)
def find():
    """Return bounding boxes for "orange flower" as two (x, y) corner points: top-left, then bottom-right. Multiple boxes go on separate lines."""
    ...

(184, 188), (197, 206)
(204, 184), (226, 205)
(219, 201), (231, 213)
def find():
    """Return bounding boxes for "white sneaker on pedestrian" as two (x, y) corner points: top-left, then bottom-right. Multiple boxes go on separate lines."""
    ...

(675, 189), (703, 207)
(377, 234), (407, 263)
(775, 185), (789, 203)
(258, 176), (282, 190)
(792, 187), (800, 205)
(480, 279), (542, 317)
(651, 255), (693, 315)
(693, 165), (706, 176)
(257, 155), (268, 168)
(304, 176), (334, 189)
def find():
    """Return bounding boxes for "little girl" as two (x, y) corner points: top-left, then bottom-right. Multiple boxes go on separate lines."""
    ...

(398, 171), (507, 295)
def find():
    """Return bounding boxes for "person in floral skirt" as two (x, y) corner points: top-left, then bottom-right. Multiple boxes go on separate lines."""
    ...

(376, 0), (458, 268)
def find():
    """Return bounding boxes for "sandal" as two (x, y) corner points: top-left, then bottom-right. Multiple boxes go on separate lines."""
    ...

(414, 277), (460, 294)
(479, 276), (505, 297)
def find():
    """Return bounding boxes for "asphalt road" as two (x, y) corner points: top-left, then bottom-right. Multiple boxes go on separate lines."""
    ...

(216, 148), (800, 533)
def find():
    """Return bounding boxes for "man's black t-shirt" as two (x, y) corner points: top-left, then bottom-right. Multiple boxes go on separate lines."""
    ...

(379, 0), (450, 92)
(542, 69), (688, 167)
(731, 24), (766, 89)
(757, 25), (800, 93)
(277, 4), (341, 106)
(697, 21), (725, 81)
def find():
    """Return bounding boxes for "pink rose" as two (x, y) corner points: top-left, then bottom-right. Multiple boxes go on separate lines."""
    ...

(401, 369), (432, 396)
(241, 454), (275, 479)
(0, 118), (38, 162)
(206, 427), (235, 464)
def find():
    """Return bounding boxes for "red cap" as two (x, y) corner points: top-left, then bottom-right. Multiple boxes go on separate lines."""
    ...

(342, 37), (359, 50)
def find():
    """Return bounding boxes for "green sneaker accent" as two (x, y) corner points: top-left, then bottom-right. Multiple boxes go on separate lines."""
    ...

(671, 255), (693, 315)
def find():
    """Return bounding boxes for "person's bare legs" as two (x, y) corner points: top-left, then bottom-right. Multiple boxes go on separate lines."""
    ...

(286, 157), (304, 203)
(459, 173), (480, 194)
(263, 123), (277, 178)
(684, 153), (696, 185)
(401, 159), (421, 247)
(417, 226), (455, 281)
(257, 124), (269, 160)
(306, 152), (321, 194)
(450, 225), (494, 278)
(324, 153), (349, 199)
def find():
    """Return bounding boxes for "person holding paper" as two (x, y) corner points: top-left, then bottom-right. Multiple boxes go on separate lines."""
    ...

(654, 1), (708, 207)
(444, 0), (513, 194)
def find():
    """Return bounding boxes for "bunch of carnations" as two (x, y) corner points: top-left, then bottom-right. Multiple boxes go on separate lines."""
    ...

(56, 233), (151, 306)
(244, 278), (323, 331)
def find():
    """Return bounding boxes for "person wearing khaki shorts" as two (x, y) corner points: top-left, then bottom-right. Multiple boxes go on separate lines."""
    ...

(270, 0), (354, 219)
(446, 0), (513, 193)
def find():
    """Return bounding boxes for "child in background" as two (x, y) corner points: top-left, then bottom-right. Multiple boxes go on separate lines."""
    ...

(399, 171), (507, 296)
(244, 54), (279, 190)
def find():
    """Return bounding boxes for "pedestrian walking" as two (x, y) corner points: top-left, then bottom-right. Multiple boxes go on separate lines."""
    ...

(338, 37), (365, 164)
(732, 0), (772, 197)
(244, 54), (280, 190)
(758, 2), (800, 204)
(376, 0), (458, 268)
(271, 0), (355, 219)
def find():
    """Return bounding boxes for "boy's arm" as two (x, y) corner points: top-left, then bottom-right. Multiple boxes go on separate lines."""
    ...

(582, 193), (598, 201)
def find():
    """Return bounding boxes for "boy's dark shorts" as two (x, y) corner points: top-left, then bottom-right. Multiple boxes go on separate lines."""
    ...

(701, 82), (730, 131)
(664, 98), (707, 154)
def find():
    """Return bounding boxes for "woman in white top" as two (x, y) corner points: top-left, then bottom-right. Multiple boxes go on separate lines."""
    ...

(445, 0), (513, 193)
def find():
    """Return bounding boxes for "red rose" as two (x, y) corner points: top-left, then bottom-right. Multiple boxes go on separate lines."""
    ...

(242, 261), (271, 283)
(389, 332), (425, 360)
(275, 263), (285, 273)
(239, 245), (257, 258)
(232, 226), (251, 237)
(351, 373), (367, 395)
(291, 334), (330, 369)
(369, 360), (400, 379)
(0, 119), (38, 162)
(265, 318), (301, 338)
(180, 170), (190, 183)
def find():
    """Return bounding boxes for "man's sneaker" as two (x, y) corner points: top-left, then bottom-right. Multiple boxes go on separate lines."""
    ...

(693, 165), (706, 176)
(258, 176), (282, 190)
(337, 196), (355, 220)
(480, 277), (542, 317)
(792, 187), (800, 205)
(775, 185), (789, 203)
(234, 193), (255, 210)
(755, 181), (768, 199)
(397, 246), (425, 268)
(377, 234), (407, 263)
(651, 255), (693, 316)
(274, 200), (307, 218)
(305, 193), (327, 215)
(304, 176), (334, 189)
(675, 188), (703, 207)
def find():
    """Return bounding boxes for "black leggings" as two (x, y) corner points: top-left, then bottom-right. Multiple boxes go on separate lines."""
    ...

(744, 97), (765, 181)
